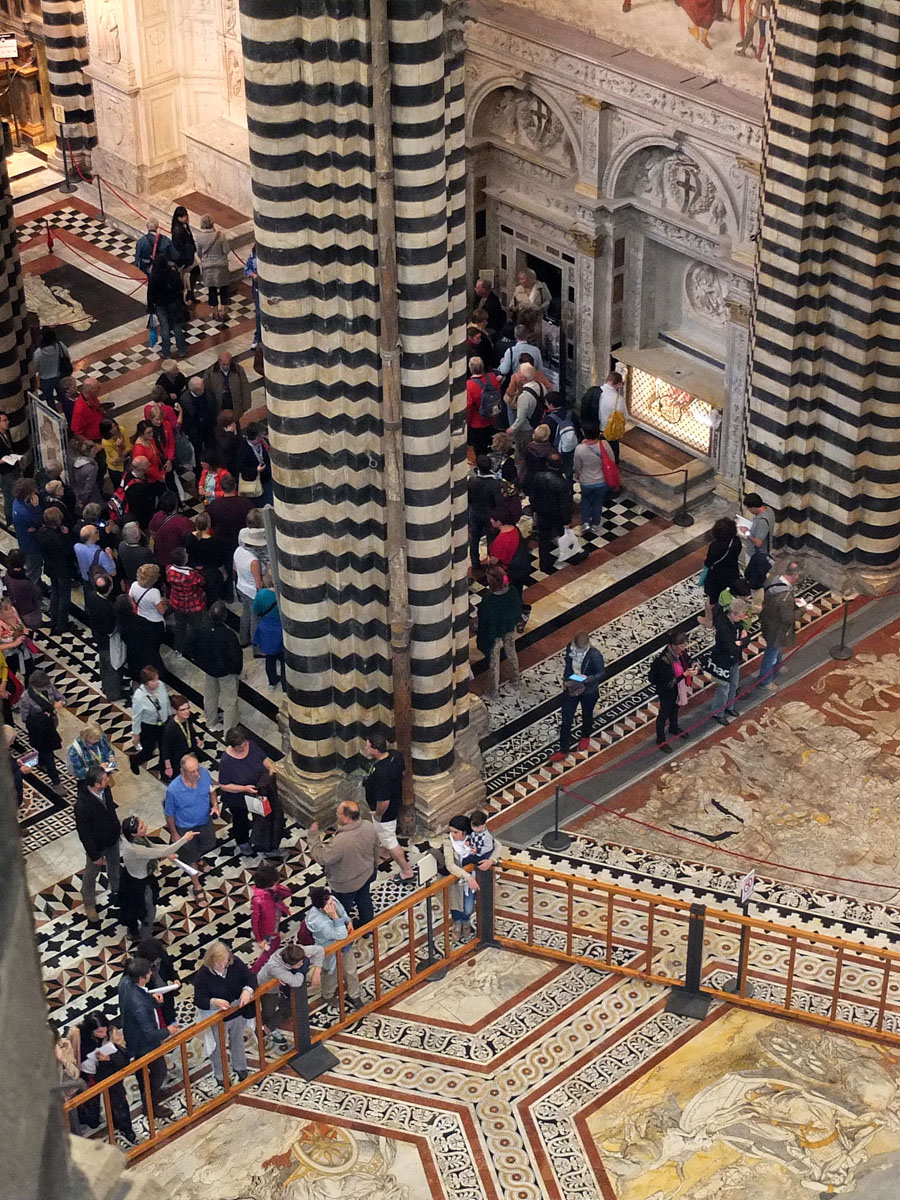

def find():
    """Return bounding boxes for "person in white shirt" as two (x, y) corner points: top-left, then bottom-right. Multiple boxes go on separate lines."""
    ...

(509, 363), (546, 460)
(233, 527), (265, 647)
(580, 371), (626, 463)
(130, 666), (173, 775)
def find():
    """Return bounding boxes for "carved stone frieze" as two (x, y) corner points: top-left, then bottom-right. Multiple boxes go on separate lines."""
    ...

(626, 148), (729, 235)
(684, 261), (728, 325)
(465, 26), (763, 155)
(473, 86), (577, 174)
(725, 299), (751, 327)
(571, 231), (604, 258)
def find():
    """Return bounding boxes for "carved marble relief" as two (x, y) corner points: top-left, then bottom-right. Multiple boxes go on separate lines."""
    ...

(473, 87), (576, 174)
(626, 148), (729, 234)
(97, 0), (121, 65)
(684, 261), (728, 325)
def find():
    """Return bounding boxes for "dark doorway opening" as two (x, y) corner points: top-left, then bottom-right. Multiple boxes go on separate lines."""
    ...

(525, 253), (562, 323)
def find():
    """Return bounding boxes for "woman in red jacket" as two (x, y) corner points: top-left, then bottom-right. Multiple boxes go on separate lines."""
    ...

(131, 419), (168, 485)
(251, 862), (291, 971)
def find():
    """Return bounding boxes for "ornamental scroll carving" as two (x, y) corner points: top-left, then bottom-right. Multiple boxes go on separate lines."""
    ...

(627, 149), (728, 234)
(474, 87), (576, 174)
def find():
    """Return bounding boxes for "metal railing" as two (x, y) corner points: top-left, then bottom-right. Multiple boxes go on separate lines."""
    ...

(64, 870), (472, 1161)
(493, 860), (900, 1044)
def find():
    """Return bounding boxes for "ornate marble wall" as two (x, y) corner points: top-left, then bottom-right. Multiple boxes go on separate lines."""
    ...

(466, 0), (762, 490)
(84, 0), (247, 208)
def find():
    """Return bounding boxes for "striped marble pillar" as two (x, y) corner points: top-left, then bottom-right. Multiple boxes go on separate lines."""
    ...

(745, 0), (900, 588)
(40, 0), (96, 164)
(239, 0), (484, 827)
(0, 152), (33, 508)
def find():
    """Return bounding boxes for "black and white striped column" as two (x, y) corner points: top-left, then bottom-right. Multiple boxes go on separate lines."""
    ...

(240, 0), (482, 822)
(40, 0), (96, 162)
(0, 153), (33, 487)
(746, 0), (900, 580)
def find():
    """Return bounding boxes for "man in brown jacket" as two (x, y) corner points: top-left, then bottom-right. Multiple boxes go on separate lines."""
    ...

(203, 351), (251, 420)
(307, 801), (381, 929)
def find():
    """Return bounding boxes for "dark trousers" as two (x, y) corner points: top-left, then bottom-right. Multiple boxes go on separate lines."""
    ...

(225, 797), (251, 847)
(173, 609), (204, 655)
(610, 439), (620, 464)
(469, 512), (493, 570)
(135, 1055), (167, 1119)
(37, 747), (60, 785)
(132, 722), (164, 773)
(97, 643), (123, 702)
(467, 425), (493, 458)
(560, 689), (598, 751)
(265, 652), (285, 688)
(48, 575), (71, 634)
(334, 881), (374, 930)
(208, 284), (229, 306)
(655, 688), (681, 744)
(534, 513), (561, 574)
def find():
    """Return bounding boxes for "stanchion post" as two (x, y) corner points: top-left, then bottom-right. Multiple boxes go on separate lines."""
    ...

(542, 785), (573, 852)
(671, 468), (694, 528)
(665, 903), (712, 1019)
(478, 865), (499, 948)
(288, 979), (340, 1081)
(57, 124), (77, 195)
(829, 596), (853, 660)
(416, 893), (447, 979)
(723, 899), (755, 998)
(96, 173), (105, 221)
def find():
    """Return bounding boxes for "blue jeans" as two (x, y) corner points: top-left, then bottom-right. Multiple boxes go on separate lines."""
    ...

(758, 643), (783, 685)
(451, 884), (476, 924)
(580, 483), (608, 527)
(713, 663), (741, 712)
(40, 377), (67, 410)
(157, 304), (187, 357)
(252, 283), (261, 343)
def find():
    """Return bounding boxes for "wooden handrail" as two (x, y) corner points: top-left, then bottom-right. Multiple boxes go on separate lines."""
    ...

(499, 858), (900, 965)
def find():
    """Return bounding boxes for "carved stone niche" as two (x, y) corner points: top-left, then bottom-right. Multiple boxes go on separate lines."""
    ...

(472, 85), (576, 177)
(619, 146), (729, 236)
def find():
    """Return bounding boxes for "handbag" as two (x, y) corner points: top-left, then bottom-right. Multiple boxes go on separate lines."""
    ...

(238, 474), (263, 498)
(246, 792), (272, 818)
(597, 442), (621, 491)
(147, 315), (159, 349)
(707, 654), (733, 681)
(555, 527), (580, 563)
(604, 408), (626, 442)
(109, 630), (127, 671)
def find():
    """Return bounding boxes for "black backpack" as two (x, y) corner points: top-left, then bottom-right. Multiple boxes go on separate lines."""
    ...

(475, 376), (503, 424)
(520, 383), (546, 429)
(744, 549), (774, 589)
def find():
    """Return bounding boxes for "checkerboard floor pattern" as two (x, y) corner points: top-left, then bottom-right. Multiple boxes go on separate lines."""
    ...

(18, 207), (137, 261)
(85, 294), (257, 385)
(469, 494), (657, 621)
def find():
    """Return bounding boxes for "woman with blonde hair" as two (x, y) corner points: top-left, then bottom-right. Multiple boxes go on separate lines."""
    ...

(193, 940), (257, 1085)
(194, 215), (232, 322)
(129, 562), (167, 669)
(509, 266), (550, 343)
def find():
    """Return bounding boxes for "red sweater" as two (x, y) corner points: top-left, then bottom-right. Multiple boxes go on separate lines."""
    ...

(71, 395), (103, 442)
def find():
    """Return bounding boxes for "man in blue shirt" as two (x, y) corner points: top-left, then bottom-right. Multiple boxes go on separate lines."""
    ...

(134, 217), (175, 278)
(12, 477), (43, 584)
(164, 754), (219, 894)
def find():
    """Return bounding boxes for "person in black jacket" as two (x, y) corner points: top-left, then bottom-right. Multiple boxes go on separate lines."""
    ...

(467, 456), (502, 572)
(170, 204), (198, 300)
(185, 600), (243, 732)
(76, 1013), (136, 1143)
(701, 517), (741, 623)
(160, 694), (203, 780)
(74, 764), (121, 923)
(118, 957), (175, 1120)
(529, 454), (573, 574)
(194, 941), (257, 1084)
(550, 633), (606, 761)
(137, 936), (181, 1027)
(36, 506), (75, 635)
(85, 574), (123, 701)
(649, 632), (694, 753)
(710, 599), (752, 725)
(148, 255), (188, 359)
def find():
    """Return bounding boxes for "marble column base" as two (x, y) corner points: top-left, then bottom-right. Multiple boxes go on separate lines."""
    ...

(274, 698), (488, 835)
(799, 550), (900, 597)
(66, 1137), (163, 1200)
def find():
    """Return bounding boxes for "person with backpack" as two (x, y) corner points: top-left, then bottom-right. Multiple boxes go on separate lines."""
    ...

(580, 371), (626, 463)
(466, 357), (502, 458)
(74, 525), (116, 586)
(742, 492), (776, 598)
(31, 326), (72, 410)
(509, 362), (547, 461)
(757, 562), (802, 691)
(573, 423), (617, 536)
(544, 394), (580, 485)
(649, 632), (694, 754)
(550, 632), (606, 761)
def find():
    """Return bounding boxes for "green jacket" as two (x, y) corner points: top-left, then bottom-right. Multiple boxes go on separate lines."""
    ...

(476, 586), (522, 657)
